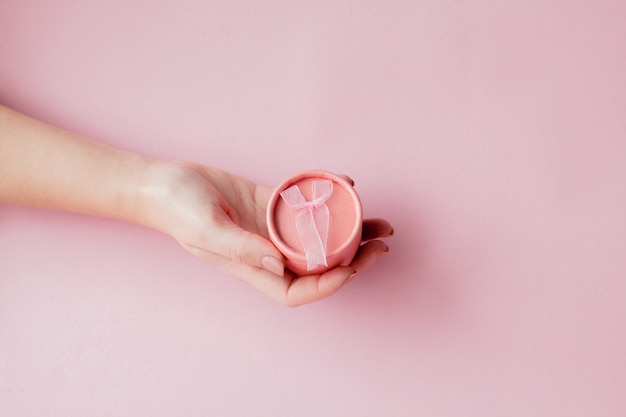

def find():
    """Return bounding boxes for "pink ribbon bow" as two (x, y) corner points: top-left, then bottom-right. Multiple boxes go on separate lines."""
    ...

(280, 180), (333, 271)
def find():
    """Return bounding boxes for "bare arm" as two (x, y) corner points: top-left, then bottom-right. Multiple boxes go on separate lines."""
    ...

(0, 104), (392, 306)
(0, 105), (153, 223)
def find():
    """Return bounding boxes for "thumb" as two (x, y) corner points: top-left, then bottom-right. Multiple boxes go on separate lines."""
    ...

(207, 211), (285, 276)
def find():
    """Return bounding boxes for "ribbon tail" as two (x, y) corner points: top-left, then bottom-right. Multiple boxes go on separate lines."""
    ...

(312, 203), (329, 258)
(295, 208), (328, 270)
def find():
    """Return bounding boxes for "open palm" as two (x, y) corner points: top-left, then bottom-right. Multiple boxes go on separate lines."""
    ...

(141, 160), (392, 306)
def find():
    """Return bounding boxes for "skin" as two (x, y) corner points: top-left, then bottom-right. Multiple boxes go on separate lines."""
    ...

(0, 104), (392, 306)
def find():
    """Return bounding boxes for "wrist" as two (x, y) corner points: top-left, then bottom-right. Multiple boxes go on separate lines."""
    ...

(108, 150), (158, 226)
(132, 159), (195, 235)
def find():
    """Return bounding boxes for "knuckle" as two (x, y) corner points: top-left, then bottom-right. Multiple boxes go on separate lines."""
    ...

(229, 244), (247, 264)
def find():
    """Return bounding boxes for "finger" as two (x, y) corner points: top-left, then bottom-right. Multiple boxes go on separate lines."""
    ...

(235, 240), (389, 307)
(189, 242), (358, 307)
(184, 243), (296, 300)
(362, 218), (394, 241)
(185, 241), (387, 307)
(283, 266), (357, 307)
(350, 239), (389, 273)
(206, 210), (285, 276)
(259, 241), (388, 306)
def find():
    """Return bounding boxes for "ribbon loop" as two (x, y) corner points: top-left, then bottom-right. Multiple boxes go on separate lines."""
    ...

(280, 180), (333, 271)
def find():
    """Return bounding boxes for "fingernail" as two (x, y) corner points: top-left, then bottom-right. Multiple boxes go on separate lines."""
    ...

(261, 256), (284, 276)
(344, 269), (359, 284)
(389, 227), (395, 236)
(380, 245), (390, 256)
(341, 175), (355, 186)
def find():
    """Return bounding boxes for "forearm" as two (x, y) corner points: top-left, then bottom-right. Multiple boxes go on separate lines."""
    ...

(0, 105), (155, 224)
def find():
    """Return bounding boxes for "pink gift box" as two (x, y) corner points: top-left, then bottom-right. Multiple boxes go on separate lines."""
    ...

(267, 170), (363, 275)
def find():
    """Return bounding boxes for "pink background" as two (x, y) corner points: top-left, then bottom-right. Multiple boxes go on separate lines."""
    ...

(1, 1), (625, 416)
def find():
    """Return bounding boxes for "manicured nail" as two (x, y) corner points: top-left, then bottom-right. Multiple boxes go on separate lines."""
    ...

(341, 174), (355, 186)
(261, 256), (284, 276)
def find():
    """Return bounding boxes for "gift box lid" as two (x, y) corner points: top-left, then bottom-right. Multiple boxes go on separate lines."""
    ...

(267, 170), (363, 275)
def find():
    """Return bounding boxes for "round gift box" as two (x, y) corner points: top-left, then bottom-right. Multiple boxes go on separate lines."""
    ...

(267, 170), (363, 275)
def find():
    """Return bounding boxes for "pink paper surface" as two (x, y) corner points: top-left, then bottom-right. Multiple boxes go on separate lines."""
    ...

(1, 1), (625, 416)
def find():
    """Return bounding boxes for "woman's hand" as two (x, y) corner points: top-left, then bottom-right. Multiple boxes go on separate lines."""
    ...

(1, 105), (392, 306)
(139, 161), (393, 307)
